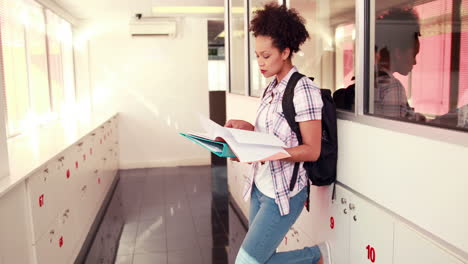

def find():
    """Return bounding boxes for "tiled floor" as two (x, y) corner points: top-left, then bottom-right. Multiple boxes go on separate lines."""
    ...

(108, 166), (246, 264)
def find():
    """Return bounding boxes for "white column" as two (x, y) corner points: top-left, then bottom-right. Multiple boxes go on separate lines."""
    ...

(0, 88), (9, 179)
(0, 100), (10, 178)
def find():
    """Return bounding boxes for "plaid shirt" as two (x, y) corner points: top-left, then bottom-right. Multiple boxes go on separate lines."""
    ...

(374, 69), (416, 118)
(242, 67), (323, 216)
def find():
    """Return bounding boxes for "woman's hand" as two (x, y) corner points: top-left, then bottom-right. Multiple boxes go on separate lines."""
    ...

(225, 119), (255, 131)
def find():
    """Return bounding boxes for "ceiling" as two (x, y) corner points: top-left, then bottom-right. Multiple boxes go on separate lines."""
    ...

(54, 0), (225, 20)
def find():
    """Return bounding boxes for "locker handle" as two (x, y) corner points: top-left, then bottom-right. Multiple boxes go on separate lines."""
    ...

(43, 168), (49, 173)
(349, 203), (355, 210)
(94, 170), (99, 173)
(341, 198), (347, 204)
(91, 133), (96, 136)
(50, 229), (55, 235)
(77, 142), (83, 147)
(82, 185), (87, 191)
(343, 208), (348, 214)
(58, 156), (65, 162)
(353, 215), (357, 221)
(102, 158), (107, 161)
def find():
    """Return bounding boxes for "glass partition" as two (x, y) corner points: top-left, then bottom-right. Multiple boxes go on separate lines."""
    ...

(248, 0), (276, 97)
(368, 0), (468, 131)
(229, 0), (247, 95)
(288, 0), (356, 111)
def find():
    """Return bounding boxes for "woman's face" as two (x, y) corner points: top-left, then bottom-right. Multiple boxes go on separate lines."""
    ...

(255, 35), (290, 78)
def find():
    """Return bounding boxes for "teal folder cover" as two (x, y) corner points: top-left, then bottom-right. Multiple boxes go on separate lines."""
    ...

(179, 132), (236, 158)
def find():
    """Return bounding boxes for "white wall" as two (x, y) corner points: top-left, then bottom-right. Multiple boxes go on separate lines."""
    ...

(84, 17), (211, 168)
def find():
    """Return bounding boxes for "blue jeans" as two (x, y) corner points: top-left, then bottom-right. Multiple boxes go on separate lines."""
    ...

(235, 185), (321, 264)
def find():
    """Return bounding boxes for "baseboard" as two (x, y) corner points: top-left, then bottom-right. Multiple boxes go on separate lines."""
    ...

(119, 158), (210, 169)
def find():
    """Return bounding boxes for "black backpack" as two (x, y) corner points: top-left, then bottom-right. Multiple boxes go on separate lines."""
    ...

(264, 72), (338, 211)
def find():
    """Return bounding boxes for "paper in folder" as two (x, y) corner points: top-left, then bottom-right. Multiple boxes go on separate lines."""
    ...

(179, 132), (236, 158)
(179, 115), (291, 163)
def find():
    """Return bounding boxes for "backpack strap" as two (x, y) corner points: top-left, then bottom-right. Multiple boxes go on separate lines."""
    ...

(282, 72), (314, 211)
(281, 72), (305, 192)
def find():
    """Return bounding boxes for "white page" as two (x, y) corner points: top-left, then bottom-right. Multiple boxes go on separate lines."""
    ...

(226, 128), (285, 147)
(224, 137), (290, 163)
(198, 114), (232, 140)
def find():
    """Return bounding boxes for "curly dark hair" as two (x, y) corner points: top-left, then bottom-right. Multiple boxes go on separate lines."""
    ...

(249, 2), (309, 57)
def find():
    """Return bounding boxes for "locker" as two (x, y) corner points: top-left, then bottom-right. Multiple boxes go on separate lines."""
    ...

(26, 164), (60, 243)
(328, 185), (351, 264)
(348, 194), (394, 264)
(393, 223), (464, 264)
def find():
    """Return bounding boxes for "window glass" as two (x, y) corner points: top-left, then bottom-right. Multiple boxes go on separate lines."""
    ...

(248, 0), (274, 97)
(0, 0), (30, 135)
(46, 10), (64, 113)
(25, 0), (51, 120)
(229, 0), (247, 95)
(369, 0), (468, 131)
(289, 0), (356, 111)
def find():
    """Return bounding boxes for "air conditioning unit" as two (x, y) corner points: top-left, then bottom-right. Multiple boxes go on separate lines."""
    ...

(129, 17), (177, 37)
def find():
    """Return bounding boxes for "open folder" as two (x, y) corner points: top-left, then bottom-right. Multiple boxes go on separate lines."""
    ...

(179, 115), (291, 163)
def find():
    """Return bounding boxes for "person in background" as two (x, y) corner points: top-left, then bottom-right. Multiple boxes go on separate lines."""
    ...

(374, 7), (426, 122)
(225, 2), (331, 264)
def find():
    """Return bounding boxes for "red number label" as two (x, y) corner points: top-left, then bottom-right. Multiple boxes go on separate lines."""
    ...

(98, 178), (101, 184)
(330, 217), (335, 229)
(59, 236), (64, 247)
(83, 154), (86, 161)
(100, 139), (102, 144)
(39, 194), (44, 207)
(66, 169), (70, 179)
(366, 245), (376, 263)
(75, 161), (79, 169)
(90, 148), (93, 155)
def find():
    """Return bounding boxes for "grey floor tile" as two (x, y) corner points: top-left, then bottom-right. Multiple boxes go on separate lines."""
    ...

(168, 249), (203, 264)
(139, 205), (165, 221)
(114, 254), (133, 264)
(134, 237), (167, 254)
(167, 232), (198, 251)
(136, 220), (166, 241)
(133, 253), (167, 264)
(116, 241), (135, 256)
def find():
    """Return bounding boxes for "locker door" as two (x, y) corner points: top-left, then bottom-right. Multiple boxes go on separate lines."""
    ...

(26, 164), (60, 243)
(348, 194), (394, 264)
(393, 223), (465, 264)
(328, 185), (351, 264)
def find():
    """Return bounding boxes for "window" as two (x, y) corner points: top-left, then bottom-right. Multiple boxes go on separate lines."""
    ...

(0, 0), (30, 135)
(289, 0), (356, 111)
(46, 10), (75, 116)
(229, 0), (247, 95)
(0, 0), (75, 136)
(368, 0), (468, 132)
(248, 0), (275, 97)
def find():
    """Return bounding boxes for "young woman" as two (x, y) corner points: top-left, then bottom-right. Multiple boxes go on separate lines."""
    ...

(225, 2), (331, 264)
